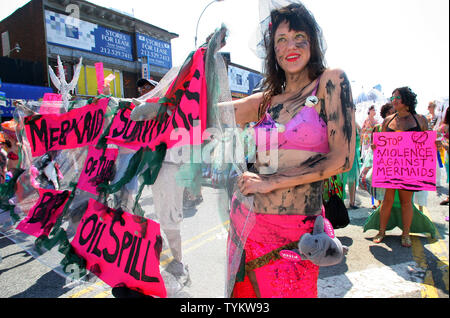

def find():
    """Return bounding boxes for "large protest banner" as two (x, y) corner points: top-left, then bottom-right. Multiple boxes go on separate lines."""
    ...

(71, 199), (167, 298)
(372, 131), (437, 191)
(77, 146), (118, 195)
(24, 99), (108, 157)
(16, 189), (71, 237)
(105, 47), (207, 152)
(105, 103), (203, 151)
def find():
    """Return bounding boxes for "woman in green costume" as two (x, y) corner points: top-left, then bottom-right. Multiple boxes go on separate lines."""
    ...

(365, 87), (436, 247)
(359, 103), (395, 208)
(342, 124), (361, 209)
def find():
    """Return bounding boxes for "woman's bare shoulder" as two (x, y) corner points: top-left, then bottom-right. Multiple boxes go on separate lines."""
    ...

(381, 113), (396, 131)
(321, 68), (348, 82)
(415, 114), (429, 130)
(384, 113), (397, 122)
(234, 91), (264, 107)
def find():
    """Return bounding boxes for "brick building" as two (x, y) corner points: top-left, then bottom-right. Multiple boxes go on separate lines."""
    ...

(0, 0), (263, 119)
(0, 0), (178, 116)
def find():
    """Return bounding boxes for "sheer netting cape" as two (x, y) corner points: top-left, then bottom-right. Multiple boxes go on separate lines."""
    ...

(0, 25), (256, 298)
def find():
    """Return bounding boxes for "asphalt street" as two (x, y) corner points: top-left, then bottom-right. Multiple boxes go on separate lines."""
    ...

(0, 173), (448, 299)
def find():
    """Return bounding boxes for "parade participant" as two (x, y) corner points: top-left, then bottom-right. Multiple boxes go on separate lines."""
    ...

(436, 107), (449, 207)
(371, 87), (430, 247)
(103, 79), (148, 271)
(136, 78), (158, 97)
(343, 123), (361, 209)
(111, 78), (159, 212)
(132, 79), (191, 287)
(1, 120), (20, 174)
(372, 103), (395, 206)
(151, 150), (191, 287)
(360, 103), (394, 208)
(361, 105), (378, 159)
(223, 2), (356, 298)
(426, 100), (444, 187)
(427, 101), (438, 130)
(113, 28), (229, 292)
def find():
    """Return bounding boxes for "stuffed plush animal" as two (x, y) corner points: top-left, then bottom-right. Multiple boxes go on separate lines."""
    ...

(130, 99), (161, 121)
(296, 215), (348, 267)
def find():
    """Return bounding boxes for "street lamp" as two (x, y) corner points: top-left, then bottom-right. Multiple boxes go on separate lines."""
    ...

(194, 0), (224, 48)
(7, 43), (21, 57)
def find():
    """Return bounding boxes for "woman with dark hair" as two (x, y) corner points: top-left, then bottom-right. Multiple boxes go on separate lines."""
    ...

(372, 87), (429, 247)
(379, 102), (395, 120)
(360, 103), (394, 208)
(224, 2), (356, 298)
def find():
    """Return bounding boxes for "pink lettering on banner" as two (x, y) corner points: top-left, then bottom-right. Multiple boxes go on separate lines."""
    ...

(372, 131), (437, 191)
(105, 104), (203, 151)
(16, 189), (71, 238)
(77, 146), (118, 195)
(71, 199), (167, 298)
(24, 98), (108, 157)
(105, 48), (207, 151)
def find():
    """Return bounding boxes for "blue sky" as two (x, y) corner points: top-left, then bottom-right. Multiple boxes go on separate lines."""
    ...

(1, 0), (448, 114)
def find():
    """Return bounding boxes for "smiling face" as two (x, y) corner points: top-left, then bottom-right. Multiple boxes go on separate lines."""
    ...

(391, 90), (408, 113)
(274, 20), (311, 76)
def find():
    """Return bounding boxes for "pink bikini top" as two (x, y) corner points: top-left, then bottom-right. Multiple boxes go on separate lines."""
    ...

(253, 77), (329, 154)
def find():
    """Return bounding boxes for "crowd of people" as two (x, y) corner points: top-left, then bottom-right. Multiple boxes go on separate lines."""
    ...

(355, 97), (449, 212)
(0, 1), (448, 299)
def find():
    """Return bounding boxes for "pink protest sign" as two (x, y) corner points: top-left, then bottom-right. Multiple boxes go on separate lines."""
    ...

(105, 48), (207, 151)
(104, 74), (115, 88)
(95, 63), (105, 95)
(372, 131), (437, 191)
(24, 98), (108, 157)
(77, 147), (118, 195)
(16, 189), (71, 238)
(71, 199), (167, 298)
(105, 102), (203, 151)
(40, 93), (62, 115)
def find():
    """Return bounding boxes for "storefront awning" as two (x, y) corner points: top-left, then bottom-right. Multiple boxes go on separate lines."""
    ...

(0, 82), (53, 118)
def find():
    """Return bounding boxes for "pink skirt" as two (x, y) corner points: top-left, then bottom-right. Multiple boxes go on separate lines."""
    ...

(228, 196), (320, 298)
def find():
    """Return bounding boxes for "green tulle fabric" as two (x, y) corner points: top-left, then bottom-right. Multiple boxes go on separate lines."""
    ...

(363, 190), (436, 238)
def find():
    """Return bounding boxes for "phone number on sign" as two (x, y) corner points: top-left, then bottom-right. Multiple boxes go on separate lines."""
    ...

(100, 47), (132, 60)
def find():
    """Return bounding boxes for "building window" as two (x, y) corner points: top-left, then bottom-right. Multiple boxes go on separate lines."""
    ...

(77, 65), (123, 98)
(65, 25), (79, 39)
(236, 74), (242, 86)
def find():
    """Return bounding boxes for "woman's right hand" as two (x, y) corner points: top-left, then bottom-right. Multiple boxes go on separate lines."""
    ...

(238, 171), (274, 195)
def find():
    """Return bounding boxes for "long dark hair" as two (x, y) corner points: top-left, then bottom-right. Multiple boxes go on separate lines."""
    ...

(259, 3), (327, 119)
(380, 103), (393, 119)
(393, 86), (418, 114)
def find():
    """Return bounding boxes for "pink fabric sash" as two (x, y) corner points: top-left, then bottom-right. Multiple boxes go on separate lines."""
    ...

(228, 196), (320, 298)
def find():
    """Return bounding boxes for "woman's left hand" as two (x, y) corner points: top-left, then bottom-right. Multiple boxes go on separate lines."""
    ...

(238, 171), (274, 195)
